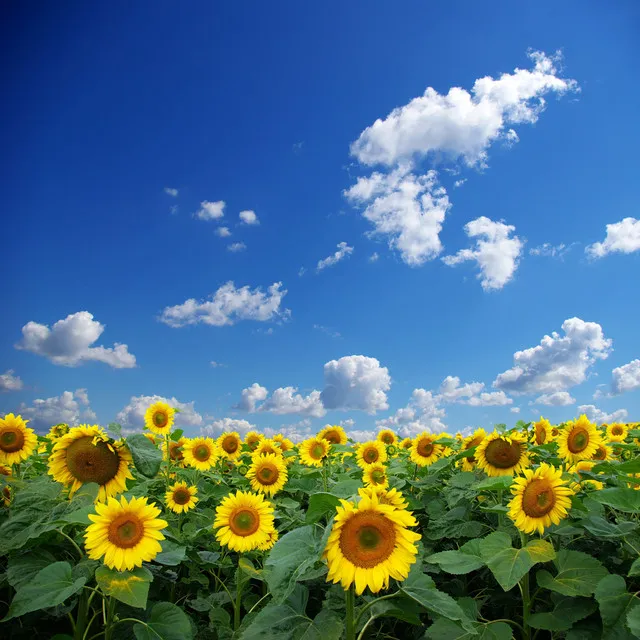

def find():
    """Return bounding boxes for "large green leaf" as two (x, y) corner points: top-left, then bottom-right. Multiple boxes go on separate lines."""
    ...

(133, 602), (193, 640)
(154, 540), (187, 566)
(595, 574), (639, 640)
(536, 549), (608, 597)
(3, 561), (86, 621)
(479, 532), (555, 592)
(627, 605), (640, 637)
(305, 493), (341, 524)
(95, 566), (153, 609)
(425, 618), (513, 639)
(528, 596), (597, 631)
(425, 548), (484, 575)
(579, 515), (637, 538)
(330, 479), (361, 499)
(6, 549), (57, 590)
(628, 558), (640, 577)
(472, 476), (514, 491)
(126, 434), (163, 478)
(593, 458), (640, 475)
(591, 488), (640, 513)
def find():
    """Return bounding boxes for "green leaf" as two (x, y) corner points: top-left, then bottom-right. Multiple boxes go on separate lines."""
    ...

(95, 566), (153, 609)
(479, 532), (555, 592)
(426, 619), (514, 639)
(595, 574), (639, 640)
(425, 549), (484, 575)
(591, 488), (640, 513)
(473, 476), (514, 491)
(239, 557), (264, 581)
(3, 561), (86, 621)
(108, 422), (123, 438)
(155, 540), (187, 566)
(6, 549), (57, 590)
(536, 549), (608, 597)
(133, 601), (193, 640)
(305, 492), (341, 524)
(594, 458), (640, 474)
(627, 605), (640, 636)
(528, 597), (597, 631)
(171, 429), (184, 441)
(368, 596), (423, 625)
(330, 479), (361, 499)
(628, 558), (640, 577)
(126, 433), (163, 478)
(580, 515), (637, 538)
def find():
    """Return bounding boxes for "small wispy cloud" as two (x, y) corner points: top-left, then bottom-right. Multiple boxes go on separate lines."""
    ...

(196, 200), (225, 220)
(529, 242), (576, 259)
(164, 187), (178, 197)
(216, 227), (231, 237)
(239, 210), (259, 225)
(210, 361), (227, 368)
(453, 179), (467, 188)
(228, 242), (247, 253)
(317, 241), (354, 272)
(313, 324), (341, 339)
(298, 267), (306, 277)
(368, 252), (379, 263)
(170, 205), (179, 215)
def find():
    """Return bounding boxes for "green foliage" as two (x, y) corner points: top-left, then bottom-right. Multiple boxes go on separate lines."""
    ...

(133, 601), (194, 639)
(126, 433), (164, 477)
(536, 549), (608, 597)
(95, 566), (153, 609)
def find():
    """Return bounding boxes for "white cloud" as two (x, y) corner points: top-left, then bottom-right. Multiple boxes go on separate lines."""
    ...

(170, 205), (179, 215)
(529, 243), (571, 258)
(586, 218), (640, 259)
(493, 317), (612, 395)
(298, 267), (306, 277)
(18, 389), (96, 433)
(350, 50), (577, 168)
(316, 241), (354, 272)
(0, 370), (23, 392)
(235, 383), (269, 412)
(345, 164), (451, 266)
(116, 395), (203, 430)
(453, 179), (467, 188)
(443, 216), (524, 291)
(511, 407), (521, 414)
(577, 404), (628, 425)
(504, 129), (519, 147)
(438, 376), (484, 402)
(313, 324), (341, 339)
(368, 252), (380, 262)
(195, 200), (225, 220)
(321, 355), (391, 414)
(216, 227), (231, 237)
(341, 418), (355, 428)
(239, 210), (259, 225)
(348, 430), (377, 442)
(466, 391), (513, 406)
(377, 388), (446, 437)
(260, 387), (326, 418)
(16, 312), (136, 368)
(202, 417), (256, 438)
(264, 419), (313, 443)
(210, 361), (226, 368)
(159, 281), (290, 328)
(611, 359), (640, 395)
(228, 242), (246, 253)
(164, 187), (178, 197)
(534, 391), (576, 406)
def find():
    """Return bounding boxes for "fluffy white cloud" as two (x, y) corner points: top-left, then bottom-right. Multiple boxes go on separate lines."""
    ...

(577, 404), (628, 425)
(195, 200), (225, 220)
(321, 355), (391, 414)
(345, 165), (450, 266)
(235, 383), (269, 412)
(264, 419), (313, 443)
(228, 242), (247, 253)
(348, 430), (377, 442)
(377, 388), (446, 437)
(438, 376), (484, 402)
(18, 389), (96, 433)
(369, 252), (380, 263)
(16, 312), (136, 368)
(239, 210), (259, 225)
(350, 50), (577, 168)
(453, 179), (467, 188)
(216, 227), (231, 237)
(586, 218), (640, 258)
(611, 359), (640, 395)
(534, 391), (576, 406)
(0, 370), (23, 392)
(443, 216), (524, 291)
(116, 395), (203, 430)
(511, 407), (521, 414)
(202, 417), (256, 437)
(317, 242), (354, 272)
(466, 391), (513, 406)
(494, 317), (611, 395)
(260, 387), (326, 418)
(159, 281), (290, 328)
(341, 418), (356, 428)
(164, 187), (178, 197)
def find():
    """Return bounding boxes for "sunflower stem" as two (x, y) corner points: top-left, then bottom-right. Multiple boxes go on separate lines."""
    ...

(73, 590), (90, 640)
(345, 585), (356, 640)
(518, 531), (531, 640)
(104, 596), (117, 640)
(234, 566), (245, 631)
(322, 459), (328, 492)
(497, 488), (504, 528)
(164, 434), (171, 491)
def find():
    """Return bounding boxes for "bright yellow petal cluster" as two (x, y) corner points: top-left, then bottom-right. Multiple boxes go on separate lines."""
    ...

(557, 415), (601, 464)
(244, 431), (264, 452)
(144, 401), (175, 435)
(162, 437), (187, 466)
(363, 463), (389, 489)
(356, 441), (387, 469)
(531, 418), (551, 446)
(299, 437), (330, 467)
(358, 486), (408, 510)
(165, 481), (199, 513)
(377, 429), (397, 446)
(606, 423), (628, 443)
(0, 414), (37, 465)
(246, 453), (288, 496)
(475, 431), (529, 477)
(458, 428), (486, 472)
(569, 460), (604, 491)
(318, 425), (348, 445)
(409, 433), (443, 467)
(218, 432), (242, 460)
(182, 437), (219, 470)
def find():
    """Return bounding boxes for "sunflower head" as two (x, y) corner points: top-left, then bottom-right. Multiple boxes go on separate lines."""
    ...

(409, 433), (443, 468)
(47, 423), (70, 440)
(459, 428), (486, 471)
(144, 402), (176, 435)
(254, 438), (283, 458)
(299, 437), (330, 467)
(531, 418), (551, 446)
(356, 441), (388, 469)
(591, 441), (613, 462)
(143, 433), (158, 445)
(217, 432), (242, 460)
(244, 431), (264, 451)
(256, 528), (279, 551)
(0, 414), (37, 465)
(165, 481), (199, 514)
(358, 486), (409, 511)
(606, 423), (628, 443)
(183, 437), (219, 471)
(399, 438), (413, 450)
(272, 434), (294, 453)
(363, 463), (389, 489)
(377, 429), (397, 446)
(475, 431), (529, 477)
(247, 453), (288, 496)
(569, 460), (604, 491)
(163, 437), (186, 465)
(318, 425), (348, 446)
(557, 415), (602, 464)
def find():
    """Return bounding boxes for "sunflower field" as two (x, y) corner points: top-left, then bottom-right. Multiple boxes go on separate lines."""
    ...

(1, 406), (640, 640)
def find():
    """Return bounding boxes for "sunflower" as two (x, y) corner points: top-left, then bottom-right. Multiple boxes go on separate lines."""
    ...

(592, 441), (614, 462)
(0, 414), (37, 465)
(144, 401), (175, 436)
(47, 423), (70, 440)
(254, 438), (283, 458)
(213, 490), (275, 552)
(324, 491), (421, 595)
(217, 432), (242, 460)
(377, 429), (397, 446)
(550, 426), (561, 439)
(49, 425), (133, 501)
(0, 463), (11, 507)
(569, 461), (604, 491)
(318, 425), (348, 445)
(363, 463), (389, 489)
(256, 528), (279, 551)
(299, 437), (330, 467)
(399, 438), (413, 451)
(459, 429), (486, 472)
(246, 453), (288, 496)
(358, 486), (409, 510)
(356, 441), (388, 468)
(183, 437), (219, 471)
(531, 418), (551, 446)
(557, 415), (602, 464)
(410, 433), (443, 467)
(244, 431), (264, 452)
(507, 463), (574, 535)
(143, 433), (158, 445)
(85, 495), (168, 570)
(606, 423), (628, 443)
(475, 432), (529, 477)
(165, 481), (199, 514)
(162, 437), (187, 466)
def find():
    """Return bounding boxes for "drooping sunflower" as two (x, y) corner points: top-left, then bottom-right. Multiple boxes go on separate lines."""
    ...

(299, 437), (330, 467)
(399, 437), (413, 451)
(557, 415), (602, 464)
(410, 433), (443, 467)
(356, 441), (388, 468)
(324, 491), (421, 595)
(165, 481), (199, 514)
(606, 423), (628, 443)
(256, 528), (279, 551)
(569, 461), (604, 491)
(183, 437), (219, 471)
(85, 495), (168, 570)
(318, 425), (348, 446)
(254, 438), (283, 458)
(531, 418), (551, 446)
(49, 425), (133, 501)
(0, 414), (37, 465)
(377, 429), (397, 446)
(246, 453), (288, 496)
(217, 432), (242, 460)
(244, 431), (264, 452)
(47, 423), (70, 440)
(475, 431), (529, 477)
(507, 463), (574, 535)
(459, 429), (486, 472)
(162, 437), (186, 466)
(362, 463), (389, 489)
(213, 490), (275, 552)
(144, 401), (175, 436)
(592, 441), (614, 462)
(358, 486), (409, 510)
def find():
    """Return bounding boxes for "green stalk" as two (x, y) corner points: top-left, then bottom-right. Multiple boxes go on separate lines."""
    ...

(519, 531), (531, 640)
(164, 434), (172, 491)
(104, 597), (117, 640)
(73, 590), (90, 640)
(497, 488), (504, 528)
(234, 575), (244, 631)
(345, 585), (356, 640)
(322, 459), (329, 492)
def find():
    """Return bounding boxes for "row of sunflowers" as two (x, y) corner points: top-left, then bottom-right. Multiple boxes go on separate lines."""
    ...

(0, 403), (639, 639)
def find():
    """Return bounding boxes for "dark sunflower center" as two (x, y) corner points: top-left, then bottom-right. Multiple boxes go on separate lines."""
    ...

(382, 435), (393, 444)
(66, 436), (120, 485)
(339, 512), (396, 568)
(593, 446), (606, 460)
(0, 428), (25, 453)
(612, 426), (623, 436)
(169, 442), (184, 461)
(108, 514), (144, 548)
(194, 444), (211, 461)
(417, 440), (434, 457)
(536, 427), (547, 444)
(371, 470), (385, 484)
(364, 448), (378, 463)
(568, 428), (589, 453)
(230, 509), (260, 536)
(484, 439), (522, 469)
(311, 444), (325, 459)
(173, 488), (191, 505)
(325, 432), (340, 444)
(223, 437), (238, 453)
(153, 412), (168, 428)
(248, 438), (260, 450)
(257, 464), (279, 485)
(521, 479), (556, 518)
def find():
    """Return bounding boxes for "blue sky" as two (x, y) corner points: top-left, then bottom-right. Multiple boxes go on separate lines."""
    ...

(2, 1), (639, 440)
